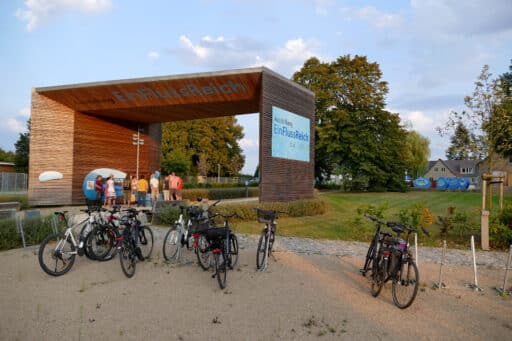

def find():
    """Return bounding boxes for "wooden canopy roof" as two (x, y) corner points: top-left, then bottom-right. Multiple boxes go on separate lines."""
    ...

(35, 67), (310, 123)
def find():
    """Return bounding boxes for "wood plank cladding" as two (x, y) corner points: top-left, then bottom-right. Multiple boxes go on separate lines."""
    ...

(36, 69), (262, 123)
(29, 67), (314, 205)
(29, 91), (75, 206)
(259, 71), (315, 202)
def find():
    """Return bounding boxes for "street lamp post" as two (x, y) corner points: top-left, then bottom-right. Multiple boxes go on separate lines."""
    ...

(132, 127), (144, 179)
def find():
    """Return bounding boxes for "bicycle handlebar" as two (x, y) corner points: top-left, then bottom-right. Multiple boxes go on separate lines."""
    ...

(364, 213), (430, 237)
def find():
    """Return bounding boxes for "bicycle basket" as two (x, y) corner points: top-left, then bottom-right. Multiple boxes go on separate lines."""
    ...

(256, 209), (276, 224)
(86, 199), (102, 211)
(205, 227), (228, 241)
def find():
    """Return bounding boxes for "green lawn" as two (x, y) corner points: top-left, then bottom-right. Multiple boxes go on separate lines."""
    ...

(233, 190), (512, 248)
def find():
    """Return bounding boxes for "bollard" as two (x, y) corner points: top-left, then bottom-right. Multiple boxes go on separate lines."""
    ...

(465, 235), (483, 291)
(496, 244), (512, 296)
(434, 240), (447, 289)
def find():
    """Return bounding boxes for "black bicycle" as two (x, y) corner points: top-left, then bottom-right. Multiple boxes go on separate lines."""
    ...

(202, 212), (240, 289)
(117, 208), (154, 278)
(254, 208), (285, 271)
(363, 214), (428, 309)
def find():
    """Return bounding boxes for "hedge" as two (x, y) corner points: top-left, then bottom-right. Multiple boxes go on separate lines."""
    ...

(181, 187), (259, 201)
(0, 214), (63, 251)
(153, 196), (328, 227)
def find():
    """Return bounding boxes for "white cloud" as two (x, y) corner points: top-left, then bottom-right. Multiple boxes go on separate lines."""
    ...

(341, 6), (403, 30)
(239, 138), (257, 150)
(175, 35), (319, 76)
(16, 0), (112, 31)
(403, 111), (434, 133)
(19, 107), (31, 117)
(147, 51), (159, 61)
(411, 0), (512, 35)
(7, 118), (28, 134)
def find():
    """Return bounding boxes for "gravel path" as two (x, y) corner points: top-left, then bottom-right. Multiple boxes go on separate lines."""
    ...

(151, 227), (511, 269)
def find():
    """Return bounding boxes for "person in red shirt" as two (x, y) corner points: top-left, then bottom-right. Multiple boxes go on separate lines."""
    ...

(95, 175), (103, 200)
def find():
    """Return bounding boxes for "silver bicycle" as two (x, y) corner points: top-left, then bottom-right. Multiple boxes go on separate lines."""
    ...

(38, 208), (103, 276)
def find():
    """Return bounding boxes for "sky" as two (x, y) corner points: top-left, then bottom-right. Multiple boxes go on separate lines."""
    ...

(1, 0), (511, 175)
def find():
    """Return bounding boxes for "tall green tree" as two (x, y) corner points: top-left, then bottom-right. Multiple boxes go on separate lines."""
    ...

(293, 55), (409, 191)
(404, 130), (430, 177)
(445, 122), (479, 160)
(498, 59), (512, 97)
(438, 64), (511, 168)
(0, 148), (15, 162)
(14, 120), (30, 173)
(161, 116), (244, 176)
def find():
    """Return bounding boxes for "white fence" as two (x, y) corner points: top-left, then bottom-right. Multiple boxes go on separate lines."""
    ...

(0, 172), (28, 193)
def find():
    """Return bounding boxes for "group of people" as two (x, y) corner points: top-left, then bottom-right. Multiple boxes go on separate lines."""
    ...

(94, 172), (183, 208)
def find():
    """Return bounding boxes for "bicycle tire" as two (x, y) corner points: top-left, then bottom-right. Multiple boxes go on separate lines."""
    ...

(370, 254), (385, 297)
(229, 234), (239, 269)
(38, 232), (76, 276)
(196, 234), (211, 270)
(215, 252), (227, 289)
(119, 243), (136, 278)
(79, 223), (96, 261)
(85, 224), (116, 261)
(392, 259), (419, 309)
(138, 226), (154, 260)
(362, 237), (377, 276)
(163, 227), (180, 262)
(256, 230), (268, 270)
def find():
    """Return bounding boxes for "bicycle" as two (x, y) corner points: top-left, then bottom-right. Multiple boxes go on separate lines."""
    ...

(38, 208), (101, 276)
(363, 214), (428, 309)
(85, 205), (123, 262)
(202, 212), (240, 289)
(117, 208), (154, 278)
(254, 208), (286, 271)
(162, 200), (219, 268)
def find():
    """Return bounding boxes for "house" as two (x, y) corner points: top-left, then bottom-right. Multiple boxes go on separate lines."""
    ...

(477, 155), (512, 188)
(423, 159), (480, 186)
(0, 162), (15, 172)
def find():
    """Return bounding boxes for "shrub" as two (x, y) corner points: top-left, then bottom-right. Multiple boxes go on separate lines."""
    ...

(182, 187), (259, 201)
(210, 197), (328, 222)
(152, 205), (182, 225)
(489, 204), (512, 249)
(0, 214), (58, 251)
(0, 194), (29, 210)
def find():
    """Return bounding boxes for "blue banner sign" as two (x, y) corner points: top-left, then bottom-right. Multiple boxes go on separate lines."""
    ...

(271, 106), (310, 162)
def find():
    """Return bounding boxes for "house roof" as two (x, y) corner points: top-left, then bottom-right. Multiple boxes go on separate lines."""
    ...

(426, 159), (480, 177)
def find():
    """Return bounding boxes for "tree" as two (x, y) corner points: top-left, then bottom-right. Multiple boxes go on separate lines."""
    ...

(404, 130), (430, 177)
(438, 65), (508, 170)
(0, 148), (15, 162)
(498, 59), (512, 97)
(14, 120), (30, 173)
(293, 55), (409, 191)
(161, 116), (245, 177)
(445, 122), (479, 160)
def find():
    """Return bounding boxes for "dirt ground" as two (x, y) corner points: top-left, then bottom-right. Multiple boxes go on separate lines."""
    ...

(1, 241), (511, 340)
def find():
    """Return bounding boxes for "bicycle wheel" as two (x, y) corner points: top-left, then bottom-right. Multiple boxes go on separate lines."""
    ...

(214, 252), (227, 289)
(119, 243), (136, 278)
(362, 238), (377, 276)
(256, 230), (268, 270)
(229, 234), (239, 269)
(196, 234), (211, 270)
(138, 226), (154, 260)
(38, 232), (76, 276)
(163, 227), (181, 261)
(79, 223), (96, 260)
(370, 255), (385, 297)
(86, 225), (116, 261)
(392, 259), (419, 309)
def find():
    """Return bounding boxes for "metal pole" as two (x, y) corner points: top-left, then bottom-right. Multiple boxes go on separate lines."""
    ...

(414, 233), (418, 265)
(136, 127), (140, 180)
(501, 244), (512, 294)
(471, 235), (480, 291)
(435, 240), (447, 289)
